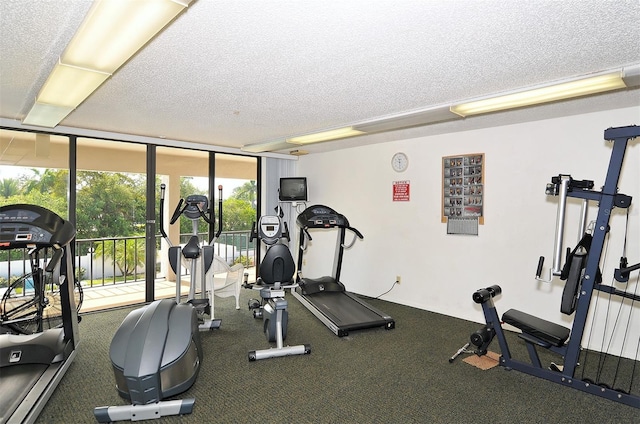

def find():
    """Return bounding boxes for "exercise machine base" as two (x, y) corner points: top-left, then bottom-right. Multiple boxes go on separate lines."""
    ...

(94, 399), (195, 423)
(249, 344), (311, 361)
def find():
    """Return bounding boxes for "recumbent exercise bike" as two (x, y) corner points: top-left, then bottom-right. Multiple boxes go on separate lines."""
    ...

(244, 214), (310, 361)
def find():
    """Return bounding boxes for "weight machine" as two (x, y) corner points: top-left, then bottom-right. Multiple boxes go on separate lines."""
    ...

(471, 125), (639, 408)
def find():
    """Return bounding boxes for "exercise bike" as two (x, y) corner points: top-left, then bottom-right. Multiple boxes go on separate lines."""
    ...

(1, 245), (83, 335)
(244, 214), (310, 361)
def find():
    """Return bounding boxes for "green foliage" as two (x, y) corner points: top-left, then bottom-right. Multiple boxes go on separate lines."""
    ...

(222, 198), (255, 231)
(233, 255), (254, 267)
(93, 238), (145, 277)
(76, 171), (146, 239)
(0, 191), (67, 219)
(0, 168), (68, 218)
(22, 168), (68, 198)
(0, 168), (257, 265)
(231, 180), (257, 207)
(0, 178), (20, 198)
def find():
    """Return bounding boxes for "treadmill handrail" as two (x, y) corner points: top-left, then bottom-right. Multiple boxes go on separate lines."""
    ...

(341, 226), (363, 249)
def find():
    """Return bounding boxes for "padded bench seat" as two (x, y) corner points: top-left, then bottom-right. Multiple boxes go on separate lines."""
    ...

(502, 309), (570, 347)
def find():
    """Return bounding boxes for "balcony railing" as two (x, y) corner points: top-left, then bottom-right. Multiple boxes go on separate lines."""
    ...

(0, 231), (255, 290)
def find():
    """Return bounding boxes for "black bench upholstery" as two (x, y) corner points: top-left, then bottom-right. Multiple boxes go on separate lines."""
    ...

(502, 309), (570, 347)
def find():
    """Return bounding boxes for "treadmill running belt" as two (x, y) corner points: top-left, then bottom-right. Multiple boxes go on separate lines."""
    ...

(306, 291), (388, 327)
(0, 363), (48, 421)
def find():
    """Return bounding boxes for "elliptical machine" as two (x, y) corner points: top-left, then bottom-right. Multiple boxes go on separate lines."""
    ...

(244, 214), (311, 361)
(159, 183), (223, 330)
(94, 184), (223, 422)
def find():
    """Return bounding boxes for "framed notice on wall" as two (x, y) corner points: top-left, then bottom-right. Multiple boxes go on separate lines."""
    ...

(442, 153), (484, 224)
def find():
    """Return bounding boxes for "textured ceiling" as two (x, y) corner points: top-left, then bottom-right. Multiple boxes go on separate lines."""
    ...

(1, 0), (639, 155)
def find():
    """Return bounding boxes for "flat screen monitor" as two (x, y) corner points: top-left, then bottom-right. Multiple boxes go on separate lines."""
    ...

(279, 177), (308, 202)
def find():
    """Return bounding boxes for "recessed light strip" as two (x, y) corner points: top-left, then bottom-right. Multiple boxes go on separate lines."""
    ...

(287, 127), (365, 144)
(450, 72), (627, 117)
(22, 0), (193, 128)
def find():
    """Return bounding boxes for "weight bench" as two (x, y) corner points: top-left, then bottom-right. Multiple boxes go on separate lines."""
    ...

(502, 309), (570, 348)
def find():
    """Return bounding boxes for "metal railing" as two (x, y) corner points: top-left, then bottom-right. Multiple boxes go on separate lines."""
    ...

(1, 231), (255, 290)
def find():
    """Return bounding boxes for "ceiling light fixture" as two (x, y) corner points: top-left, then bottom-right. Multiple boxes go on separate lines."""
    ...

(241, 139), (292, 153)
(23, 0), (193, 128)
(287, 127), (365, 144)
(353, 105), (458, 133)
(450, 72), (628, 117)
(241, 63), (639, 154)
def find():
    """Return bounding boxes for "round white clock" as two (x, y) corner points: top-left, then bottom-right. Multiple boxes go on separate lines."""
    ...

(391, 152), (409, 172)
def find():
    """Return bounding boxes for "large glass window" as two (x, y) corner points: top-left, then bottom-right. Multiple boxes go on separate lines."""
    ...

(0, 129), (69, 215)
(76, 138), (147, 310)
(1, 129), (259, 313)
(215, 153), (258, 271)
(155, 149), (258, 297)
(0, 129), (70, 320)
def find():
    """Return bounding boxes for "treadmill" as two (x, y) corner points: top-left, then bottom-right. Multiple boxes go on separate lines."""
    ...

(292, 205), (394, 337)
(0, 204), (79, 424)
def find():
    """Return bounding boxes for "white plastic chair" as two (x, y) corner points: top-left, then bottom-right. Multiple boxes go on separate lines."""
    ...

(208, 256), (243, 310)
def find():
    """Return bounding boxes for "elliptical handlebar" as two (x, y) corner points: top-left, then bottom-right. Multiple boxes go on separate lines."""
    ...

(158, 183), (223, 246)
(283, 221), (291, 242)
(249, 221), (257, 243)
(159, 184), (170, 243)
(169, 199), (185, 225)
(215, 185), (223, 239)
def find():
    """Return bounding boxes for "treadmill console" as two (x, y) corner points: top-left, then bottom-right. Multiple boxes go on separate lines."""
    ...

(296, 205), (350, 229)
(0, 204), (75, 250)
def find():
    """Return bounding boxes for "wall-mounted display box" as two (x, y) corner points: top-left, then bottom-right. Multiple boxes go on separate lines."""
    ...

(442, 153), (484, 225)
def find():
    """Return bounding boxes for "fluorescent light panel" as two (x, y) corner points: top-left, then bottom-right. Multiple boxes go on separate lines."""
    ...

(37, 63), (111, 107)
(242, 66), (635, 152)
(23, 0), (192, 127)
(287, 127), (364, 144)
(22, 103), (75, 127)
(450, 72), (627, 117)
(63, 0), (190, 73)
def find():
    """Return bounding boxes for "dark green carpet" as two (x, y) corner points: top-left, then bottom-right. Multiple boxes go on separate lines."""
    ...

(36, 289), (639, 423)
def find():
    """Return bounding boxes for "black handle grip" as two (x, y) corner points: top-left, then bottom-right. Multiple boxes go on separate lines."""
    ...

(536, 256), (545, 278)
(45, 248), (64, 273)
(170, 199), (184, 224)
(215, 186), (223, 238)
(349, 227), (364, 239)
(249, 222), (257, 242)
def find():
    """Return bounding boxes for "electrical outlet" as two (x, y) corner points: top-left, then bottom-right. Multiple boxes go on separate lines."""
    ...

(396, 275), (401, 284)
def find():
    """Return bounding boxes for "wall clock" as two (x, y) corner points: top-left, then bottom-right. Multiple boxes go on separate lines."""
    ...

(391, 152), (409, 172)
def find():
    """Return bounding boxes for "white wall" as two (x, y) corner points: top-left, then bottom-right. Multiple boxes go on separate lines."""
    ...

(296, 107), (639, 358)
